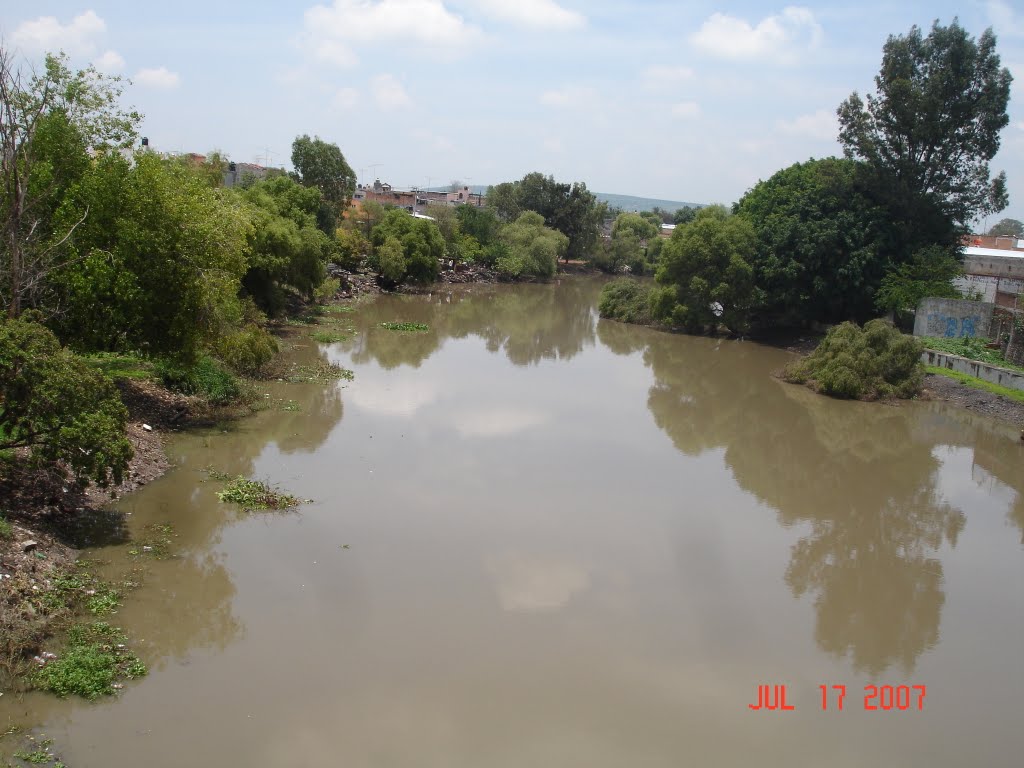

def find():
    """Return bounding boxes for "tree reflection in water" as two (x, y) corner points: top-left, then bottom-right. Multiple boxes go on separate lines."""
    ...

(633, 329), (967, 675)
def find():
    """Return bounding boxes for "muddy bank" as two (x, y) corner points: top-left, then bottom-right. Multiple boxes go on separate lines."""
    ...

(921, 372), (1024, 430)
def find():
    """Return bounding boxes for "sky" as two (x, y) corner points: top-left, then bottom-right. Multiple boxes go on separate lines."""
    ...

(2, 1), (1023, 227)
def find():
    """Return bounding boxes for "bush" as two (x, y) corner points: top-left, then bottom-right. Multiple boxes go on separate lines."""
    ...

(598, 279), (655, 325)
(32, 622), (146, 699)
(784, 319), (924, 399)
(0, 317), (132, 487)
(156, 355), (240, 404)
(214, 325), (278, 376)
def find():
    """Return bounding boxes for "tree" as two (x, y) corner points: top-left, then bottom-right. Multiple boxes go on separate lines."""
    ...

(486, 173), (604, 261)
(987, 218), (1023, 237)
(290, 135), (355, 235)
(612, 212), (660, 242)
(493, 211), (567, 279)
(673, 206), (698, 226)
(837, 20), (1013, 229)
(0, 49), (139, 319)
(51, 152), (251, 362)
(736, 158), (895, 325)
(455, 204), (499, 246)
(652, 205), (759, 333)
(874, 245), (963, 314)
(0, 315), (132, 487)
(368, 209), (443, 285)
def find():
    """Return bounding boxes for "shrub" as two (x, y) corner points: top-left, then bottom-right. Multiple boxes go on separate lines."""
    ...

(598, 279), (655, 325)
(214, 325), (278, 376)
(784, 319), (924, 400)
(32, 622), (146, 700)
(0, 317), (132, 487)
(156, 355), (240, 404)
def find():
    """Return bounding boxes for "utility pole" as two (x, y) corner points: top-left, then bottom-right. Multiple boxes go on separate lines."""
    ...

(258, 147), (278, 167)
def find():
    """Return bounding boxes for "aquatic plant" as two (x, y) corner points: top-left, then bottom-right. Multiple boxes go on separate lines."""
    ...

(380, 322), (429, 332)
(32, 622), (146, 700)
(216, 477), (302, 511)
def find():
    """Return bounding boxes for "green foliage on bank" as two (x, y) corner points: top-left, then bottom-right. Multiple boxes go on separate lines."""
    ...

(0, 317), (132, 487)
(598, 279), (655, 325)
(32, 622), (146, 700)
(921, 336), (1024, 373)
(926, 366), (1024, 403)
(784, 320), (925, 400)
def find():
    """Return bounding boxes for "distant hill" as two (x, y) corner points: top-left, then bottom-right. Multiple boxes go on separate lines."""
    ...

(427, 186), (704, 214)
(593, 192), (703, 213)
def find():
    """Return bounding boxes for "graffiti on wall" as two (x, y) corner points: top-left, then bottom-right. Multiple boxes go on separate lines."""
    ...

(924, 313), (982, 338)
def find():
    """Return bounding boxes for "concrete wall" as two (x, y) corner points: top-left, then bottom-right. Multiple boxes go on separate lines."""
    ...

(963, 252), (1024, 279)
(914, 298), (994, 338)
(921, 350), (1024, 392)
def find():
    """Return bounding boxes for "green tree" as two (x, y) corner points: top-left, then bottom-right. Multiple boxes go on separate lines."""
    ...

(837, 20), (1013, 229)
(455, 204), (499, 246)
(0, 316), (132, 486)
(987, 218), (1023, 237)
(239, 175), (332, 314)
(653, 205), (759, 333)
(875, 245), (963, 314)
(673, 206), (698, 225)
(51, 152), (251, 362)
(0, 49), (139, 318)
(290, 135), (355, 235)
(736, 157), (894, 325)
(493, 211), (567, 279)
(612, 212), (660, 242)
(369, 209), (443, 286)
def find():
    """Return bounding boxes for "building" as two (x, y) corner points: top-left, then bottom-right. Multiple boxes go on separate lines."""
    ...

(956, 246), (1024, 309)
(222, 161), (270, 188)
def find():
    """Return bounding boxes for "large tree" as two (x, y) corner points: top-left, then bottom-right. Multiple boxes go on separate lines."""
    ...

(290, 135), (355, 235)
(837, 20), (1013, 230)
(0, 49), (139, 318)
(987, 217), (1023, 237)
(653, 205), (759, 333)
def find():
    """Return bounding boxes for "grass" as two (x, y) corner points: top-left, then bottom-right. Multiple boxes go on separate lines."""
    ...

(311, 330), (350, 344)
(0, 515), (12, 540)
(926, 366), (1024, 403)
(84, 352), (156, 381)
(921, 336), (1024, 373)
(32, 622), (146, 700)
(216, 477), (303, 511)
(380, 321), (429, 332)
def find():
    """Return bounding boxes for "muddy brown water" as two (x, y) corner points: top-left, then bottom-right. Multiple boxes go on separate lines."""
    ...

(3, 277), (1023, 766)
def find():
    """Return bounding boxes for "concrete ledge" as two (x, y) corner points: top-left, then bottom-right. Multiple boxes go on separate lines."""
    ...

(921, 349), (1024, 392)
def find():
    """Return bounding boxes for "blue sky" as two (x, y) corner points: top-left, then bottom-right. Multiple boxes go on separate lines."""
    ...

(3, 1), (1023, 225)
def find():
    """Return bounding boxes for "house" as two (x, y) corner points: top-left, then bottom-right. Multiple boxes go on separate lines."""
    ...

(956, 246), (1024, 308)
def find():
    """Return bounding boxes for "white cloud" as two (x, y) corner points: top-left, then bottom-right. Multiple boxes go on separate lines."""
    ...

(333, 87), (360, 109)
(12, 10), (105, 56)
(371, 73), (411, 109)
(134, 67), (181, 89)
(303, 0), (480, 67)
(691, 6), (822, 63)
(539, 85), (596, 108)
(93, 49), (125, 72)
(469, 0), (584, 29)
(670, 101), (701, 119)
(642, 65), (695, 90)
(776, 108), (838, 141)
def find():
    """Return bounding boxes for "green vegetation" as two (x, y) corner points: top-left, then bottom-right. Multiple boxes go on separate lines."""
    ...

(492, 212), (567, 279)
(84, 352), (156, 381)
(921, 336), (1024, 373)
(216, 477), (302, 511)
(652, 206), (759, 333)
(486, 172), (605, 262)
(987, 218), (1023, 238)
(784, 320), (925, 400)
(283, 360), (354, 384)
(0, 318), (132, 487)
(290, 134), (356, 235)
(311, 330), (350, 344)
(367, 208), (443, 286)
(381, 322), (430, 332)
(838, 20), (1011, 231)
(32, 622), (146, 700)
(926, 366), (1024, 403)
(155, 355), (241, 405)
(598, 279), (655, 325)
(0, 515), (12, 540)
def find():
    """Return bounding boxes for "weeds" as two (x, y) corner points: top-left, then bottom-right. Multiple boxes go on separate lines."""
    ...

(0, 515), (12, 540)
(380, 322), (429, 332)
(127, 523), (177, 559)
(32, 622), (146, 700)
(284, 360), (354, 384)
(922, 336), (1024, 373)
(926, 366), (1024, 403)
(216, 477), (303, 511)
(311, 330), (350, 344)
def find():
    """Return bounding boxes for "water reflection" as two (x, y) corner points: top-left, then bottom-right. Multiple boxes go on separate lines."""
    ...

(633, 327), (969, 674)
(341, 279), (601, 369)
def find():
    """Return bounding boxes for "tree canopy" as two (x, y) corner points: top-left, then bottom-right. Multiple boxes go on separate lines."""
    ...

(290, 135), (355, 234)
(368, 209), (443, 286)
(837, 20), (1012, 229)
(987, 218), (1023, 238)
(653, 206), (759, 333)
(493, 211), (567, 279)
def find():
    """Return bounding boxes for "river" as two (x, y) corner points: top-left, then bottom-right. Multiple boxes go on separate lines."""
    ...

(2, 277), (1023, 766)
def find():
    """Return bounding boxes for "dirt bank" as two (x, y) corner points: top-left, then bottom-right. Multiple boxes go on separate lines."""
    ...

(921, 372), (1024, 431)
